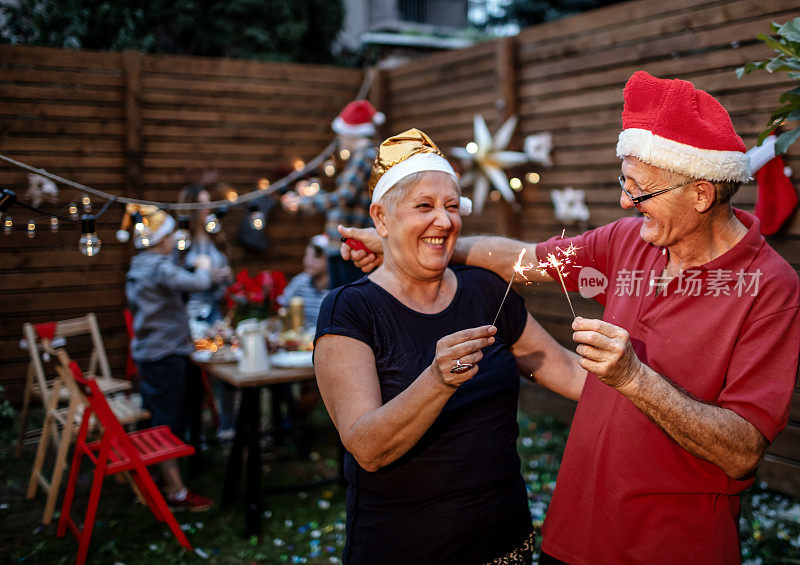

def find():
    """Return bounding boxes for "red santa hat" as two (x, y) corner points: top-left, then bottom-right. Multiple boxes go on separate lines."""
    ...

(616, 71), (750, 183)
(332, 100), (385, 137)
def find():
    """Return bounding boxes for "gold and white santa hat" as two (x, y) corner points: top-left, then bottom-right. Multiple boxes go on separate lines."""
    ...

(369, 128), (472, 215)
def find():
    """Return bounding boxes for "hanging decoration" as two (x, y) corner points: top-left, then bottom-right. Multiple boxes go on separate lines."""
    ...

(551, 186), (590, 224)
(523, 132), (553, 167)
(25, 173), (58, 208)
(451, 115), (530, 214)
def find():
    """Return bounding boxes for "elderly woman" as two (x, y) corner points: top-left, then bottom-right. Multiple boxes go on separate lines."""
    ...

(314, 129), (584, 564)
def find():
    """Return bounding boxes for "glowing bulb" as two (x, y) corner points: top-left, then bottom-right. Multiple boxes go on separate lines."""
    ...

(225, 188), (238, 202)
(339, 149), (350, 161)
(3, 216), (12, 234)
(82, 194), (92, 212)
(258, 178), (270, 190)
(27, 219), (35, 238)
(50, 217), (59, 233)
(293, 159), (305, 171)
(68, 202), (79, 219)
(466, 142), (478, 154)
(323, 161), (336, 177)
(131, 212), (152, 248)
(205, 213), (221, 234)
(526, 172), (540, 184)
(510, 177), (522, 191)
(79, 215), (101, 256)
(250, 210), (265, 230)
(490, 190), (501, 202)
(174, 215), (192, 251)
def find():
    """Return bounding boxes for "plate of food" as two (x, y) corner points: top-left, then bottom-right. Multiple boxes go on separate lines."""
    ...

(270, 350), (313, 368)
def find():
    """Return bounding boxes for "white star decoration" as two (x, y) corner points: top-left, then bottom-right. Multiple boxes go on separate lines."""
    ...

(451, 115), (531, 214)
(551, 186), (590, 224)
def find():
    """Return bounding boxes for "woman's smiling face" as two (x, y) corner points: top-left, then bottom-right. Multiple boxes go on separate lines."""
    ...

(378, 171), (462, 281)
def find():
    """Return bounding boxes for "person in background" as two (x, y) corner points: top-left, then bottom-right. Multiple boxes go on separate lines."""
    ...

(178, 179), (236, 441)
(277, 234), (330, 329)
(124, 205), (214, 512)
(281, 100), (382, 289)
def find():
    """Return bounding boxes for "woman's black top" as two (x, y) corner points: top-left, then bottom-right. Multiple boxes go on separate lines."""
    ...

(315, 265), (533, 565)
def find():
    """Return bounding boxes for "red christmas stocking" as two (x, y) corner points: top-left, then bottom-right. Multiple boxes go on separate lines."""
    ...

(754, 155), (797, 235)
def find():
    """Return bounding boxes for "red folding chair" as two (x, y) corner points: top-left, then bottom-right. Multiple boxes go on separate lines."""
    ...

(57, 362), (194, 564)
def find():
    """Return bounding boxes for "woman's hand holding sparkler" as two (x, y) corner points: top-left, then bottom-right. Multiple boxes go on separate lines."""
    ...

(430, 325), (497, 390)
(572, 317), (643, 391)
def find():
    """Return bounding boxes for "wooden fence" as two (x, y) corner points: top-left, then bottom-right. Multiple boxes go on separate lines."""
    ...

(1, 0), (799, 494)
(378, 0), (800, 495)
(0, 45), (364, 400)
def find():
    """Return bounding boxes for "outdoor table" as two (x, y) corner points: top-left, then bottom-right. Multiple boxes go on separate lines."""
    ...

(192, 357), (316, 536)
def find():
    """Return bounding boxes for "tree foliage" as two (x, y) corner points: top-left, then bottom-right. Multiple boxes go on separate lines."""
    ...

(0, 0), (344, 64)
(737, 18), (800, 154)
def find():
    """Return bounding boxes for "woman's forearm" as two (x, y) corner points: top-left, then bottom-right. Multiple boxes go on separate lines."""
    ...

(454, 236), (550, 282)
(343, 367), (455, 471)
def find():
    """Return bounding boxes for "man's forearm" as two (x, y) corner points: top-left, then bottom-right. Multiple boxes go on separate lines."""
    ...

(619, 364), (768, 479)
(454, 235), (551, 282)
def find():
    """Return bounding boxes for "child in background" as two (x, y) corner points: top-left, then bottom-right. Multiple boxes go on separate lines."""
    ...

(124, 205), (214, 511)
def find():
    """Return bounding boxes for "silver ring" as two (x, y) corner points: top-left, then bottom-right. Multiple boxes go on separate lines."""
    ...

(450, 359), (474, 374)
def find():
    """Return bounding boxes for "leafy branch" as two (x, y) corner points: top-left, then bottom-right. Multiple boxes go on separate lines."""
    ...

(736, 18), (800, 154)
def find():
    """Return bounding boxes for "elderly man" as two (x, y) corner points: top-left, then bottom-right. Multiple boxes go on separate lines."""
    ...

(339, 71), (800, 563)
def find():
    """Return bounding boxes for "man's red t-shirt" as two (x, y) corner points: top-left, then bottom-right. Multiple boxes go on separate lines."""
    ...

(536, 209), (799, 564)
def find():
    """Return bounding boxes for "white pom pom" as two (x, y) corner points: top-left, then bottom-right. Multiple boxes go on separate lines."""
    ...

(116, 229), (130, 243)
(459, 196), (473, 216)
(372, 112), (386, 125)
(784, 166), (792, 178)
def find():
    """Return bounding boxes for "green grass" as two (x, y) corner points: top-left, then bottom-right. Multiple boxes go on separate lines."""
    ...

(1, 404), (798, 564)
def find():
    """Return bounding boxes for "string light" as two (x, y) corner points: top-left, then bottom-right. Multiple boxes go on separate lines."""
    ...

(68, 202), (78, 219)
(323, 160), (336, 177)
(339, 149), (350, 161)
(205, 206), (226, 234)
(82, 194), (92, 212)
(224, 187), (239, 202)
(50, 217), (59, 233)
(27, 219), (35, 238)
(174, 215), (192, 251)
(510, 177), (522, 191)
(258, 178), (270, 190)
(248, 204), (265, 230)
(466, 142), (478, 154)
(526, 172), (541, 184)
(293, 159), (305, 172)
(4, 216), (12, 234)
(79, 215), (101, 256)
(130, 211), (153, 248)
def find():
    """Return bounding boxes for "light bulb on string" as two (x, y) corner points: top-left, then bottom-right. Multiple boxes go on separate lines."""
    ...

(4, 216), (12, 234)
(50, 217), (59, 233)
(68, 202), (79, 219)
(27, 219), (35, 238)
(258, 178), (270, 191)
(82, 194), (92, 213)
(293, 159), (305, 172)
(339, 149), (350, 161)
(204, 206), (226, 235)
(131, 211), (153, 248)
(79, 214), (101, 256)
(174, 215), (192, 251)
(323, 160), (336, 177)
(248, 204), (265, 230)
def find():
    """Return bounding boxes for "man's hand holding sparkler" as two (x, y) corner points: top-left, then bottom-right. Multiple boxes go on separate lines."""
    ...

(338, 225), (383, 272)
(572, 317), (644, 391)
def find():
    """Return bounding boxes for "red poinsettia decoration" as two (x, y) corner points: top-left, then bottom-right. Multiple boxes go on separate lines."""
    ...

(226, 269), (286, 323)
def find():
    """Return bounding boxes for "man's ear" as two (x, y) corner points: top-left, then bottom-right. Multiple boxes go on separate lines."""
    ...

(370, 202), (389, 237)
(692, 180), (717, 213)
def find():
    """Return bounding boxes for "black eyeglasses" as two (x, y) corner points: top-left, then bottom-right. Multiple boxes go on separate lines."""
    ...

(618, 174), (695, 205)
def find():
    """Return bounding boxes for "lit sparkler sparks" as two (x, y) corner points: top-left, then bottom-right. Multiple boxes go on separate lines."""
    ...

(492, 248), (535, 326)
(538, 240), (580, 318)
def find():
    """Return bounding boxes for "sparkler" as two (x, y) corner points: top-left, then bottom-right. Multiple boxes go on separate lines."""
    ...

(538, 236), (580, 319)
(492, 248), (535, 326)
